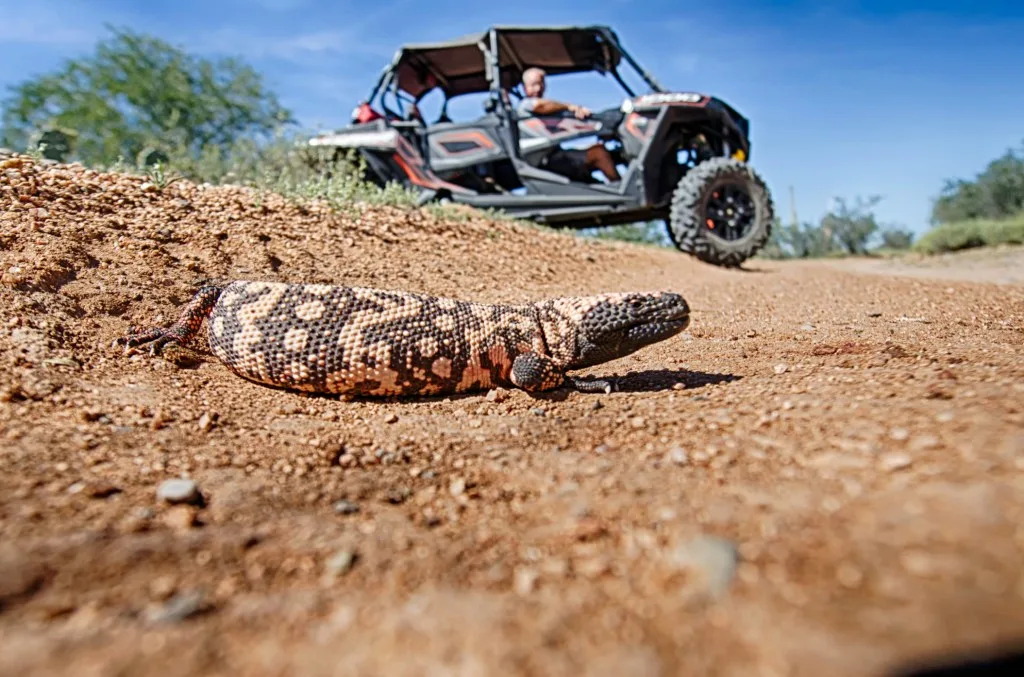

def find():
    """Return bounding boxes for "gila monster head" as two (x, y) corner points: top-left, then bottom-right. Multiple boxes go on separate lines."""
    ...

(542, 291), (690, 369)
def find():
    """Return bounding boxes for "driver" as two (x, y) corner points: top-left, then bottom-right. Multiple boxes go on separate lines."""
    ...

(516, 67), (621, 183)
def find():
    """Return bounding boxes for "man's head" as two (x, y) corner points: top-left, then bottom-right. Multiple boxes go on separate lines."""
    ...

(522, 67), (546, 98)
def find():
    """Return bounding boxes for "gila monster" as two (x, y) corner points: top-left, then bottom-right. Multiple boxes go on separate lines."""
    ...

(114, 280), (690, 397)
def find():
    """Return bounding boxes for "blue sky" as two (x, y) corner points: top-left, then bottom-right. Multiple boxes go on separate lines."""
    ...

(1, 0), (1022, 233)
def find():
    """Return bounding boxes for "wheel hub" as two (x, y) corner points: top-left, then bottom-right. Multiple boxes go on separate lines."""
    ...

(703, 181), (757, 241)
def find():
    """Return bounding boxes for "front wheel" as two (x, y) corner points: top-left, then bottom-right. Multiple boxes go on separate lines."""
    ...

(667, 157), (774, 268)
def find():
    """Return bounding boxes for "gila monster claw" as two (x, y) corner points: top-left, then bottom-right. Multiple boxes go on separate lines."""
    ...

(566, 376), (615, 394)
(115, 280), (690, 398)
(113, 285), (224, 355)
(114, 327), (182, 355)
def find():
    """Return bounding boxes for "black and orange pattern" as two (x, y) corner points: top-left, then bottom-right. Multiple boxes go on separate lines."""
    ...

(116, 281), (690, 397)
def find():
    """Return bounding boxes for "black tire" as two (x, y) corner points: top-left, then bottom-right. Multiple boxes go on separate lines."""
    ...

(667, 157), (774, 268)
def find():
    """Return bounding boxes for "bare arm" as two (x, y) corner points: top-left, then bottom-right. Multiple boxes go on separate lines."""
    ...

(527, 98), (591, 119)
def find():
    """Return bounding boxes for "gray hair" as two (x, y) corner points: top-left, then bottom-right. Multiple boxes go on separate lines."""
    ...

(522, 67), (546, 82)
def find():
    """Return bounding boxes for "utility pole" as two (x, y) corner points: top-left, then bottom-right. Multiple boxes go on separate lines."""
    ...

(788, 185), (798, 227)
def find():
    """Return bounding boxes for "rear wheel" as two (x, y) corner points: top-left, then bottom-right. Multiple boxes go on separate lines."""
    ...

(667, 157), (774, 268)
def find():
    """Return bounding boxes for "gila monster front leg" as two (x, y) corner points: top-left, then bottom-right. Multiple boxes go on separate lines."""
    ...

(113, 285), (224, 356)
(510, 353), (614, 394)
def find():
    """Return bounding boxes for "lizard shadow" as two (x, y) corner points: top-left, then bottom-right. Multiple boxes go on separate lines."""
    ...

(288, 368), (741, 405)
(887, 644), (1024, 676)
(573, 368), (742, 395)
(526, 368), (741, 402)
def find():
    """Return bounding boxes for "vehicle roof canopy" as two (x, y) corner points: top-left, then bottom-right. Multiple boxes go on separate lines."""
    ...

(386, 25), (626, 99)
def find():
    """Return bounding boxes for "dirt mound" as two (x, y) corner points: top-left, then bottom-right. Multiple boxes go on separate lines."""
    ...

(0, 153), (649, 403)
(2, 155), (1024, 677)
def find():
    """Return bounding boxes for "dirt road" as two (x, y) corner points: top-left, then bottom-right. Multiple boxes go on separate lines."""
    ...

(2, 157), (1023, 677)
(824, 245), (1024, 287)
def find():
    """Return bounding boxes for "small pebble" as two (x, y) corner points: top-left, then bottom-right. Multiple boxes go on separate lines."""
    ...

(879, 452), (913, 472)
(333, 499), (360, 515)
(514, 567), (538, 595)
(383, 412), (398, 424)
(530, 407), (546, 417)
(197, 412), (215, 432)
(575, 556), (610, 579)
(149, 576), (177, 600)
(668, 534), (739, 601)
(773, 364), (789, 375)
(449, 477), (466, 497)
(667, 447), (689, 465)
(146, 591), (207, 624)
(161, 505), (198, 531)
(157, 478), (203, 505)
(485, 388), (508, 403)
(889, 428), (910, 442)
(325, 549), (357, 577)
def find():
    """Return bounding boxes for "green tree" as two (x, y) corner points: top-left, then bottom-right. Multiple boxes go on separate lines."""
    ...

(822, 195), (882, 255)
(930, 141), (1024, 224)
(0, 25), (294, 168)
(760, 195), (891, 258)
(770, 220), (835, 258)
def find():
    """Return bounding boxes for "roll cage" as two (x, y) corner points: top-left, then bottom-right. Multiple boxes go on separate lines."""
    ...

(361, 25), (666, 134)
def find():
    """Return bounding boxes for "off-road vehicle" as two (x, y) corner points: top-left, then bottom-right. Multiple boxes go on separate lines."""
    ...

(307, 25), (775, 267)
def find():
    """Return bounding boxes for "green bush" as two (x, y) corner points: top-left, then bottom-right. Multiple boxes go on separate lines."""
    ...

(878, 226), (915, 250)
(930, 142), (1024, 225)
(581, 221), (671, 247)
(913, 213), (1024, 254)
(101, 130), (425, 214)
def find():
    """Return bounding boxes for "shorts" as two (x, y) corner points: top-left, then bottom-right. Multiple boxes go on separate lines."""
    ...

(541, 148), (593, 183)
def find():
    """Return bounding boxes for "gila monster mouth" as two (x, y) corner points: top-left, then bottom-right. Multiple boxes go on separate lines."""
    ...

(627, 316), (690, 343)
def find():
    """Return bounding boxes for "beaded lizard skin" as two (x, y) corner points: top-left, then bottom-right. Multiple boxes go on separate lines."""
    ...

(114, 280), (690, 397)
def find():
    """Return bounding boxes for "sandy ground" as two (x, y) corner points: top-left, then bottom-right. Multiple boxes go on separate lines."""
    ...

(823, 246), (1024, 286)
(2, 156), (1023, 677)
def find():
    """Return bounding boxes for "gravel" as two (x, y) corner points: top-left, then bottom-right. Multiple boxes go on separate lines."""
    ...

(1, 155), (1022, 677)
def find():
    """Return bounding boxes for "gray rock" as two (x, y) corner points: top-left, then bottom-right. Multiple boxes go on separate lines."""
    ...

(157, 478), (203, 506)
(667, 534), (739, 602)
(325, 549), (357, 577)
(146, 591), (208, 624)
(333, 499), (360, 515)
